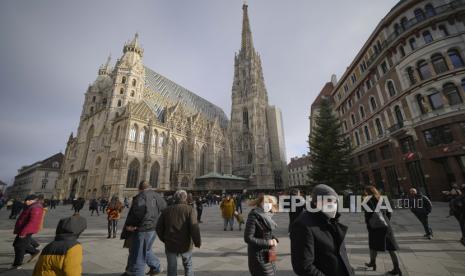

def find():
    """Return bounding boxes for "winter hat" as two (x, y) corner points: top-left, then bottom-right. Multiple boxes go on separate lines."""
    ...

(24, 194), (38, 201)
(56, 214), (87, 237)
(311, 184), (338, 203)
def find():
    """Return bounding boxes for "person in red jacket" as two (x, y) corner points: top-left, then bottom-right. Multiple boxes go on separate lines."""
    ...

(12, 194), (44, 269)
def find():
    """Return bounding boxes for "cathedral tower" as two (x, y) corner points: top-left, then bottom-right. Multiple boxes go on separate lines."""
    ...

(230, 3), (288, 189)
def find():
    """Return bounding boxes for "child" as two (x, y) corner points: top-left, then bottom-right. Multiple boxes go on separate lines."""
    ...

(32, 214), (87, 276)
(234, 211), (245, 230)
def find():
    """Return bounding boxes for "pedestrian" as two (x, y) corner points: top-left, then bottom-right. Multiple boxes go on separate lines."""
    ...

(10, 199), (24, 219)
(290, 184), (354, 276)
(364, 186), (401, 275)
(220, 194), (236, 231)
(106, 195), (124, 239)
(195, 196), (204, 223)
(288, 188), (305, 233)
(156, 190), (201, 276)
(244, 194), (279, 276)
(89, 198), (99, 216)
(100, 197), (108, 212)
(449, 184), (465, 246)
(50, 198), (57, 210)
(32, 213), (87, 276)
(11, 195), (44, 269)
(408, 187), (433, 239)
(73, 198), (84, 214)
(122, 181), (167, 276)
(124, 197), (130, 208)
(235, 193), (243, 214)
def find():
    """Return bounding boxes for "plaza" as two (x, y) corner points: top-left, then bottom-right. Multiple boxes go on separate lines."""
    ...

(0, 201), (464, 276)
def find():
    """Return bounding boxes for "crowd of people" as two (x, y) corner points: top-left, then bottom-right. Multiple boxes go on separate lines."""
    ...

(1, 182), (465, 276)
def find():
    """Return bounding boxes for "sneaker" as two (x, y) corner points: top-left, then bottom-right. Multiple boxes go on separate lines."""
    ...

(27, 250), (41, 263)
(426, 235), (432, 240)
(146, 267), (163, 275)
(10, 265), (23, 270)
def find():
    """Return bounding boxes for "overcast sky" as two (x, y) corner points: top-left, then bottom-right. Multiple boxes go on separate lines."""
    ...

(0, 0), (398, 184)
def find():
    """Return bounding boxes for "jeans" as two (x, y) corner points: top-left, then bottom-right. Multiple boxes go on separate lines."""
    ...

(224, 218), (234, 230)
(108, 220), (118, 237)
(414, 213), (432, 236)
(127, 231), (161, 276)
(236, 204), (242, 214)
(13, 234), (38, 266)
(166, 250), (193, 276)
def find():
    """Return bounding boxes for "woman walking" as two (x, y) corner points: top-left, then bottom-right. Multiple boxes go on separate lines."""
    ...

(244, 194), (279, 276)
(364, 186), (402, 275)
(106, 196), (124, 238)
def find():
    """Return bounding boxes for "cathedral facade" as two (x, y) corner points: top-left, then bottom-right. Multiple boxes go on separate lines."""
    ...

(56, 4), (287, 200)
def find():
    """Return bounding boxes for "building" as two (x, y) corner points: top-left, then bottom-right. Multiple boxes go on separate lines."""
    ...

(9, 153), (63, 200)
(0, 180), (7, 195)
(310, 0), (465, 200)
(288, 154), (312, 187)
(230, 4), (288, 189)
(56, 3), (287, 200)
(309, 76), (336, 141)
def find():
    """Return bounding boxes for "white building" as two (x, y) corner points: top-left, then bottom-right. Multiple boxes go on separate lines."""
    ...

(288, 154), (312, 187)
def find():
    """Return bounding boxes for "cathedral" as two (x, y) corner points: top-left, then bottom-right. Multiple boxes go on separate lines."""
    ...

(56, 3), (288, 200)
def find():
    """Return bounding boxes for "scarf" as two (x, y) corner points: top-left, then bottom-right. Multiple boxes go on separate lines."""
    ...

(255, 207), (277, 230)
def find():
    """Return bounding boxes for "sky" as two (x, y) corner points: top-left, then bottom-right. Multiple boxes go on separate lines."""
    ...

(0, 0), (398, 184)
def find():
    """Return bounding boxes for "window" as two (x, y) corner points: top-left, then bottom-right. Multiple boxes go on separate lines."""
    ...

(139, 129), (145, 143)
(387, 80), (396, 97)
(380, 145), (392, 160)
(409, 38), (417, 51)
(399, 46), (405, 57)
(400, 136), (415, 153)
(423, 31), (433, 44)
(351, 74), (357, 84)
(438, 25), (449, 36)
(406, 67), (416, 85)
(90, 106), (94, 113)
(394, 105), (404, 124)
(428, 92), (444, 110)
(149, 162), (160, 188)
(416, 94), (428, 114)
(129, 126), (137, 141)
(381, 61), (388, 74)
(132, 79), (137, 87)
(356, 89), (361, 100)
(417, 59), (431, 80)
(401, 17), (408, 30)
(130, 90), (135, 97)
(366, 79), (372, 90)
(431, 53), (448, 74)
(443, 83), (462, 105)
(117, 100), (122, 107)
(394, 23), (401, 35)
(102, 98), (107, 105)
(414, 8), (425, 22)
(126, 159), (140, 188)
(359, 106), (365, 119)
(423, 125), (454, 147)
(120, 88), (124, 94)
(351, 114), (356, 125)
(92, 96), (96, 103)
(355, 131), (360, 146)
(122, 76), (127, 84)
(364, 125), (371, 141)
(448, 49), (464, 69)
(348, 98), (353, 108)
(343, 121), (348, 131)
(370, 97), (377, 111)
(344, 84), (349, 92)
(375, 118), (383, 136)
(425, 4), (435, 17)
(243, 108), (249, 129)
(368, 150), (377, 163)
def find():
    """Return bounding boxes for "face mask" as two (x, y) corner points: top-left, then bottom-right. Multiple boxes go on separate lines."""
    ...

(322, 202), (338, 219)
(263, 203), (273, 213)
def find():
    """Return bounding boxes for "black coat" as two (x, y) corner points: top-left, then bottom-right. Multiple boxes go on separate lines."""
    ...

(290, 211), (354, 276)
(244, 208), (278, 276)
(364, 197), (399, 251)
(125, 190), (167, 232)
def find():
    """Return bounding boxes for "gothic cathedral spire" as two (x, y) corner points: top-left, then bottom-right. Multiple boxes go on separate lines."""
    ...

(241, 3), (254, 56)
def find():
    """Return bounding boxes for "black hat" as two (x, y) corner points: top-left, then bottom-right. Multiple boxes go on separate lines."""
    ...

(56, 214), (87, 237)
(24, 194), (38, 201)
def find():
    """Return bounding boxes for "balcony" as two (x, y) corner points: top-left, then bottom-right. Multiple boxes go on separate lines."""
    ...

(387, 121), (404, 134)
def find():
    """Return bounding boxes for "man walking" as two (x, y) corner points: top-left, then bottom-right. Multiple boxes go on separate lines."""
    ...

(409, 188), (433, 239)
(123, 181), (167, 276)
(157, 190), (201, 276)
(12, 195), (44, 269)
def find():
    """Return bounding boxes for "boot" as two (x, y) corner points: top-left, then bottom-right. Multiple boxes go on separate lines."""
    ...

(387, 267), (402, 275)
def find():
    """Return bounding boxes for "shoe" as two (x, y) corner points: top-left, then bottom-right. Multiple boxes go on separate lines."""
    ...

(107, 235), (111, 239)
(387, 267), (402, 275)
(224, 228), (227, 231)
(10, 265), (23, 270)
(27, 250), (41, 263)
(230, 228), (233, 231)
(426, 235), (432, 240)
(146, 267), (163, 275)
(364, 262), (376, 271)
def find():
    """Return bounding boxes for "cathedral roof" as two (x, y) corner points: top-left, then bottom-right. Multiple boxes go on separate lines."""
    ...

(144, 67), (229, 128)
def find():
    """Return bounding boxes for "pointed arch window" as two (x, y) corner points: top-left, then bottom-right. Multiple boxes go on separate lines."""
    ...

(199, 148), (206, 175)
(139, 129), (145, 144)
(120, 88), (124, 94)
(126, 159), (140, 188)
(179, 144), (186, 171)
(443, 83), (462, 106)
(149, 162), (160, 188)
(432, 53), (448, 74)
(448, 49), (464, 69)
(131, 90), (135, 97)
(129, 125), (137, 141)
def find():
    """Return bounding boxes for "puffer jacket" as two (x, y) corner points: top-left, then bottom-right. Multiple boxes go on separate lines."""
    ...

(14, 202), (44, 236)
(32, 242), (82, 276)
(220, 199), (236, 219)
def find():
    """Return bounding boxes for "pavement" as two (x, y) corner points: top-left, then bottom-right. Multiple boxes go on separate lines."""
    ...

(0, 202), (464, 276)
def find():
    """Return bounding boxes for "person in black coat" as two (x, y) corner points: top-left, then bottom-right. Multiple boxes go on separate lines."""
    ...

(408, 188), (433, 239)
(364, 185), (401, 275)
(244, 194), (279, 276)
(290, 184), (354, 276)
(288, 188), (305, 233)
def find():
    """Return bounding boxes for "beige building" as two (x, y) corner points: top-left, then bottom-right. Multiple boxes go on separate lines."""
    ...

(310, 0), (465, 200)
(288, 154), (312, 187)
(56, 3), (287, 200)
(9, 153), (63, 200)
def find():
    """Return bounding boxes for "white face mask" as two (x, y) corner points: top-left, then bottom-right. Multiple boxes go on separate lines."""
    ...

(263, 203), (273, 213)
(322, 202), (338, 218)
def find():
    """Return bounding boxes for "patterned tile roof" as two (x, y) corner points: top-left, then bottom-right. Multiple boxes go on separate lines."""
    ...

(144, 67), (229, 128)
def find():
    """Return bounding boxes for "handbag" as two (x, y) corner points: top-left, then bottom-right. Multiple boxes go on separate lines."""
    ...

(368, 211), (388, 229)
(267, 247), (277, 263)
